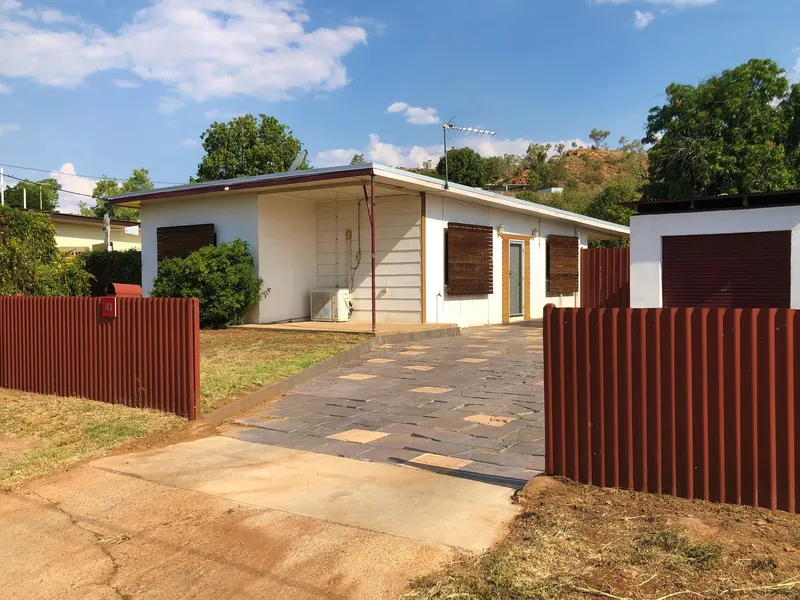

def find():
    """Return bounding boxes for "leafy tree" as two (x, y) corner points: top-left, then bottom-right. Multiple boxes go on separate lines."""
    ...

(4, 178), (60, 211)
(79, 249), (141, 297)
(83, 168), (152, 221)
(436, 147), (487, 187)
(643, 58), (797, 199)
(585, 182), (637, 226)
(350, 153), (366, 165)
(522, 143), (551, 170)
(554, 143), (567, 158)
(589, 129), (611, 149)
(196, 114), (307, 182)
(0, 206), (91, 296)
(483, 156), (505, 183)
(151, 239), (267, 329)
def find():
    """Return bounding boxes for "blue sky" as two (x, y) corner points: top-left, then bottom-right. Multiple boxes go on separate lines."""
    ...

(1, 0), (799, 212)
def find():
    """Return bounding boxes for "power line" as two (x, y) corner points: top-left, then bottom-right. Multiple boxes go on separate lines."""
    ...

(0, 162), (182, 185)
(2, 172), (101, 200)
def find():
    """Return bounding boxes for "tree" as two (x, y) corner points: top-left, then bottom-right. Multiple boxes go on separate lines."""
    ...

(483, 156), (505, 183)
(643, 58), (797, 199)
(554, 143), (567, 158)
(436, 147), (487, 187)
(589, 129), (611, 149)
(350, 153), (366, 165)
(585, 182), (637, 226)
(4, 178), (60, 211)
(85, 168), (153, 221)
(196, 114), (307, 182)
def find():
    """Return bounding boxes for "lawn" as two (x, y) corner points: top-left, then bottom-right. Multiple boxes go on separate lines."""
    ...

(405, 477), (800, 600)
(199, 329), (371, 413)
(0, 389), (184, 490)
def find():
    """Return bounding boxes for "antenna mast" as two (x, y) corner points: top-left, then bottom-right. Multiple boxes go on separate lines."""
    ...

(442, 122), (496, 190)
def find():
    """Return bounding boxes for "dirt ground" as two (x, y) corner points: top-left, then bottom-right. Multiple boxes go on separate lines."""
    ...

(405, 477), (800, 599)
(1, 463), (454, 600)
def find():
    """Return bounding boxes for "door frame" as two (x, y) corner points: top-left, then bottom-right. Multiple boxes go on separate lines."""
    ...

(509, 240), (525, 318)
(499, 232), (532, 323)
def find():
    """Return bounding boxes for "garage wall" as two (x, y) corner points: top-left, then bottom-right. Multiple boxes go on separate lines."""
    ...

(630, 206), (800, 309)
(139, 193), (260, 306)
(424, 194), (588, 327)
(317, 194), (422, 323)
(257, 193), (317, 323)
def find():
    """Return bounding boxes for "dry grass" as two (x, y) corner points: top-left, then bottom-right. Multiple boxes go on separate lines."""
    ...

(405, 477), (800, 600)
(0, 389), (184, 490)
(199, 329), (370, 413)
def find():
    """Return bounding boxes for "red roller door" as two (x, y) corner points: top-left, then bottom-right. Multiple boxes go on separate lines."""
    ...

(662, 231), (791, 308)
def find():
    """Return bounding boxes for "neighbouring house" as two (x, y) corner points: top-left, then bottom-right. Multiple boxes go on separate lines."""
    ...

(629, 190), (800, 309)
(111, 163), (628, 328)
(48, 212), (141, 256)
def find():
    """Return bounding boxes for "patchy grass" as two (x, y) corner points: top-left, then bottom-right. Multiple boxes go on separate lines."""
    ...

(199, 329), (370, 413)
(0, 389), (184, 490)
(405, 477), (800, 600)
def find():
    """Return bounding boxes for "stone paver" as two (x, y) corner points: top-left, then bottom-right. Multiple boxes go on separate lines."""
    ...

(228, 323), (545, 485)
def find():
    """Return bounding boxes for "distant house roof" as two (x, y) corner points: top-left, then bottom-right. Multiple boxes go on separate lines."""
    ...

(111, 163), (629, 239)
(48, 211), (140, 228)
(628, 190), (800, 216)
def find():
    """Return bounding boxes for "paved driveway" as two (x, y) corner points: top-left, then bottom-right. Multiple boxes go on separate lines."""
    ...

(227, 323), (545, 486)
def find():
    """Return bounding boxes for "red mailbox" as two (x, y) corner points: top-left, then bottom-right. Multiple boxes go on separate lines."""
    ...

(104, 283), (143, 298)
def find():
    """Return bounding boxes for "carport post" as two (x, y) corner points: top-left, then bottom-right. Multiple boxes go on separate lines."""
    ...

(370, 174), (377, 332)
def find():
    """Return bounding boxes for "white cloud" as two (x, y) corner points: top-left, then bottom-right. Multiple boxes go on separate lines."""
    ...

(114, 78), (141, 88)
(349, 16), (386, 36)
(634, 10), (655, 28)
(0, 82), (11, 94)
(0, 123), (21, 135)
(180, 137), (198, 148)
(386, 101), (440, 125)
(50, 163), (96, 214)
(0, 0), (367, 103)
(314, 135), (589, 169)
(158, 96), (185, 115)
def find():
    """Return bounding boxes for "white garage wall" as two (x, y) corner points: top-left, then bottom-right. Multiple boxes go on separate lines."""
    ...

(139, 193), (260, 306)
(317, 194), (422, 323)
(630, 206), (800, 309)
(424, 194), (587, 327)
(257, 193), (317, 323)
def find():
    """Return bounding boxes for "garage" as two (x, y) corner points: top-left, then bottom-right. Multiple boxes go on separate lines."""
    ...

(661, 231), (791, 308)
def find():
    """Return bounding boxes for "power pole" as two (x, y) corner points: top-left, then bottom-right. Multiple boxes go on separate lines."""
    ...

(0, 168), (4, 206)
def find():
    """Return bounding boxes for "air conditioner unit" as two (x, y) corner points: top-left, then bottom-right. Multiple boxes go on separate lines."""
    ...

(310, 288), (350, 322)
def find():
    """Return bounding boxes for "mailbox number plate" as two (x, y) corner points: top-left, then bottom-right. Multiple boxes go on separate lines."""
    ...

(101, 296), (117, 318)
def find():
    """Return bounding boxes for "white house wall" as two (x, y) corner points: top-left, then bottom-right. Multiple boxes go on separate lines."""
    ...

(139, 193), (260, 303)
(630, 206), (800, 309)
(54, 222), (141, 252)
(257, 193), (317, 323)
(424, 194), (588, 328)
(316, 194), (422, 323)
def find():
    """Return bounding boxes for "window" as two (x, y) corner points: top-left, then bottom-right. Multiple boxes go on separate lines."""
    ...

(445, 222), (494, 296)
(546, 234), (579, 295)
(157, 224), (216, 261)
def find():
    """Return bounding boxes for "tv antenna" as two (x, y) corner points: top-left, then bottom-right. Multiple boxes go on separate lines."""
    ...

(442, 120), (496, 190)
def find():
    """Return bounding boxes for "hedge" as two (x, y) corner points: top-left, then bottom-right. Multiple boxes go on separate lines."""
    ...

(79, 249), (142, 297)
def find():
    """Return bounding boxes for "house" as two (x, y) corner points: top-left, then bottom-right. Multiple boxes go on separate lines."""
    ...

(48, 212), (141, 256)
(111, 163), (628, 328)
(629, 190), (800, 309)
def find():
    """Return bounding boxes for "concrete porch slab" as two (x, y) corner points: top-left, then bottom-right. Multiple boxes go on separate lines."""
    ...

(92, 436), (520, 553)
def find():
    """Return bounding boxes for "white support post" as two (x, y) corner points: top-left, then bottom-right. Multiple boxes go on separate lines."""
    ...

(23, 188), (26, 210)
(0, 168), (4, 206)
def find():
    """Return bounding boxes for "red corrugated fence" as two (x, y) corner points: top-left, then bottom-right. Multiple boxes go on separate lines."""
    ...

(544, 305), (800, 512)
(580, 247), (630, 308)
(0, 296), (200, 420)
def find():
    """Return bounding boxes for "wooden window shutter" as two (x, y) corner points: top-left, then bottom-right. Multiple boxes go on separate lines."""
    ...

(157, 224), (216, 261)
(547, 234), (579, 294)
(446, 222), (494, 296)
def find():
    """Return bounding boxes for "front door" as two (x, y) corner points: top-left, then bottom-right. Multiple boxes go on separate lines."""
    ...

(509, 241), (524, 317)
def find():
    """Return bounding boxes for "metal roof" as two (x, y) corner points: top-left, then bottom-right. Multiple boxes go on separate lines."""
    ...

(110, 163), (629, 237)
(628, 189), (800, 215)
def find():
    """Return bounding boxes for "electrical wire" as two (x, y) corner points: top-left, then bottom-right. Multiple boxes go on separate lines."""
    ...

(0, 162), (182, 185)
(2, 172), (101, 200)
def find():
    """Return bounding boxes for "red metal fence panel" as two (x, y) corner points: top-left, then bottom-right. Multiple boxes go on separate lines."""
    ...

(580, 247), (630, 308)
(544, 305), (800, 513)
(0, 296), (200, 420)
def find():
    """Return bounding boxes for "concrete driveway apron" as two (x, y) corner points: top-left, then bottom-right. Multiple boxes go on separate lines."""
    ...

(226, 323), (545, 487)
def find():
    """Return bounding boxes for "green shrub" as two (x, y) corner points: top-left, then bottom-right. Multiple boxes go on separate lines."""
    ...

(0, 206), (91, 296)
(79, 249), (142, 296)
(150, 239), (266, 329)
